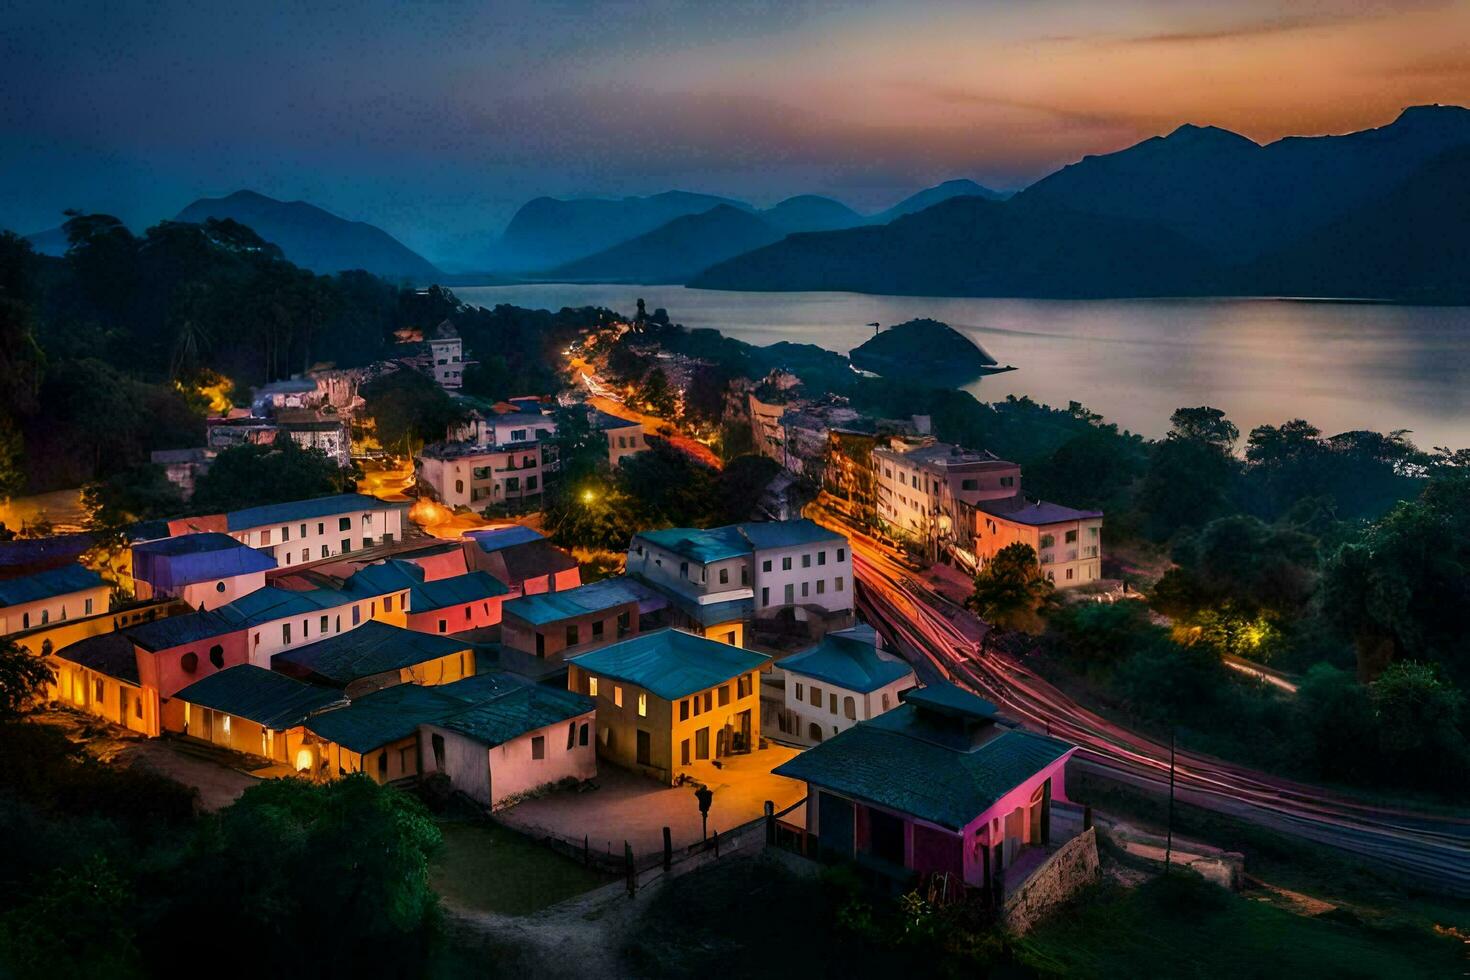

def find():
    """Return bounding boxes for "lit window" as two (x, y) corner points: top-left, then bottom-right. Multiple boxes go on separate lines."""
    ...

(614, 685), (623, 707)
(638, 693), (647, 717)
(589, 676), (599, 697)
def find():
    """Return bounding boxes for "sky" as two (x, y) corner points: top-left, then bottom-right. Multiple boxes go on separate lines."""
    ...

(3, 0), (1468, 263)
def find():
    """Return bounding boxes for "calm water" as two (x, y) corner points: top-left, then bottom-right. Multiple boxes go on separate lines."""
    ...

(458, 284), (1470, 448)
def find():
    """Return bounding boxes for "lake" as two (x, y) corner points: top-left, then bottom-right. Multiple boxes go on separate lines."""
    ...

(457, 284), (1470, 449)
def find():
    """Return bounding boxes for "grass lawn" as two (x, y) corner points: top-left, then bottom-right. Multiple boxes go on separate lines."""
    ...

(432, 819), (613, 916)
(1021, 873), (1464, 980)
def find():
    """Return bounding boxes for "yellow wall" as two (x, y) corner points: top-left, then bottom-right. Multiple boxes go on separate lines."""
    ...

(313, 734), (419, 783)
(47, 659), (158, 736)
(696, 618), (744, 648)
(403, 647), (475, 686)
(170, 702), (307, 765)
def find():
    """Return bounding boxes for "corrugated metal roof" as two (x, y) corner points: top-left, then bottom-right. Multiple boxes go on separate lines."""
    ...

(174, 665), (346, 730)
(303, 682), (468, 752)
(436, 686), (593, 748)
(53, 631), (139, 684)
(501, 577), (643, 626)
(466, 525), (544, 553)
(635, 526), (749, 564)
(345, 560), (507, 614)
(0, 564), (103, 608)
(132, 533), (277, 590)
(271, 619), (472, 686)
(568, 628), (768, 701)
(225, 493), (394, 532)
(780, 625), (913, 694)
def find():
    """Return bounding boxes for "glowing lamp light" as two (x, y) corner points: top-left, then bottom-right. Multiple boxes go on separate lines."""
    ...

(581, 489), (597, 504)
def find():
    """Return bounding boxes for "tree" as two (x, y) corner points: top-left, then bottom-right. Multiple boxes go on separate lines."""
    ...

(1293, 664), (1377, 783)
(967, 543), (1056, 634)
(712, 454), (781, 525)
(192, 438), (353, 514)
(0, 640), (52, 718)
(1166, 406), (1239, 452)
(1046, 599), (1160, 669)
(1369, 662), (1468, 789)
(1113, 634), (1227, 724)
(638, 366), (677, 419)
(360, 369), (467, 454)
(1136, 407), (1242, 540)
(549, 404), (608, 486)
(81, 464), (185, 541)
(619, 439), (717, 527)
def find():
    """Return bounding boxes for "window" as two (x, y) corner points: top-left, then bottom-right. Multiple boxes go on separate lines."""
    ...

(567, 722), (576, 750)
(321, 545), (329, 558)
(341, 538), (351, 553)
(613, 685), (623, 707)
(352, 605), (361, 626)
(260, 529), (271, 545)
(738, 673), (752, 699)
(695, 727), (710, 760)
(1000, 475), (1015, 487)
(281, 525), (290, 541)
(718, 568), (729, 585)
(317, 522), (325, 534)
(527, 475), (538, 491)
(592, 619), (604, 638)
(817, 551), (826, 566)
(320, 615), (329, 633)
(1066, 568), (1074, 580)
(637, 693), (647, 717)
(531, 735), (546, 760)
(679, 561), (689, 578)
(837, 548), (846, 562)
(829, 692), (837, 714)
(703, 691), (712, 712)
(784, 584), (794, 604)
(134, 696), (143, 719)
(181, 652), (198, 673)
(718, 684), (730, 707)
(881, 692), (891, 711)
(961, 479), (978, 491)
(782, 556), (792, 571)
(455, 479), (464, 494)
(94, 679), (105, 703)
(801, 582), (809, 597)
(339, 517), (351, 531)
(801, 554), (811, 568)
(762, 559), (772, 572)
(438, 619), (447, 634)
(761, 587), (769, 606)
(810, 686), (822, 707)
(680, 699), (690, 721)
(816, 579), (825, 595)
(681, 739), (691, 765)
(843, 696), (856, 720)
(282, 622), (291, 644)
(566, 624), (580, 646)
(795, 682), (804, 701)
(1065, 529), (1079, 544)
(209, 644), (224, 669)
(384, 596), (393, 613)
(579, 723), (589, 746)
(588, 676), (599, 697)
(617, 610), (631, 635)
(693, 695), (702, 717)
(636, 730), (652, 765)
(1039, 533), (1055, 549)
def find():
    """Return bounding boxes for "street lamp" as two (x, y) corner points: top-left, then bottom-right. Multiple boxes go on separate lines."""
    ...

(581, 489), (597, 504)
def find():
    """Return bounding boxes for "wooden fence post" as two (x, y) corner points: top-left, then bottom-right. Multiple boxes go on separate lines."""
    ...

(663, 826), (672, 871)
(764, 800), (775, 845)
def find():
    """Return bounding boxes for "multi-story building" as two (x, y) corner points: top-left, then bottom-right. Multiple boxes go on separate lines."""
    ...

(874, 441), (1021, 563)
(567, 628), (769, 784)
(768, 624), (915, 746)
(0, 565), (110, 638)
(416, 441), (546, 513)
(453, 410), (556, 449)
(500, 577), (645, 668)
(588, 409), (648, 467)
(131, 532), (277, 610)
(225, 494), (405, 570)
(974, 499), (1105, 588)
(428, 319), (465, 389)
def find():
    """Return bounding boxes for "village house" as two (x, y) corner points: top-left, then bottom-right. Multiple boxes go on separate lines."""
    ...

(588, 408), (648, 467)
(567, 628), (769, 784)
(499, 577), (648, 669)
(428, 319), (466, 389)
(463, 526), (581, 595)
(225, 493), (405, 570)
(270, 618), (477, 696)
(416, 440), (546, 513)
(166, 664), (347, 767)
(974, 499), (1105, 588)
(451, 408), (555, 449)
(47, 631), (159, 736)
(419, 681), (597, 808)
(774, 683), (1079, 896)
(768, 624), (916, 746)
(342, 559), (509, 635)
(0, 564), (110, 638)
(131, 532), (277, 610)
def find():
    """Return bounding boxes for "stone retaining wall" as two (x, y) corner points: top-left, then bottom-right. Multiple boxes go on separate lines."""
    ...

(1003, 827), (1101, 934)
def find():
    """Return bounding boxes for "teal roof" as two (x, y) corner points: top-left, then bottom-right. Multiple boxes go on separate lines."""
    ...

(345, 560), (507, 614)
(568, 628), (769, 700)
(736, 519), (843, 551)
(436, 686), (594, 747)
(780, 625), (913, 694)
(226, 493), (395, 532)
(174, 665), (346, 730)
(903, 683), (1000, 719)
(774, 706), (1073, 830)
(271, 619), (472, 686)
(304, 683), (469, 752)
(502, 577), (643, 626)
(0, 564), (104, 608)
(636, 526), (750, 564)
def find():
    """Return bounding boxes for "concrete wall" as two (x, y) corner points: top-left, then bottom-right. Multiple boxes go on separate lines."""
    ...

(626, 540), (753, 607)
(776, 670), (915, 746)
(232, 505), (403, 570)
(604, 424), (647, 467)
(0, 584), (111, 638)
(151, 571), (267, 611)
(406, 595), (504, 636)
(402, 648), (477, 687)
(502, 602), (638, 665)
(244, 592), (407, 668)
(974, 513), (1103, 589)
(421, 712), (595, 808)
(48, 659), (159, 736)
(751, 540), (852, 618)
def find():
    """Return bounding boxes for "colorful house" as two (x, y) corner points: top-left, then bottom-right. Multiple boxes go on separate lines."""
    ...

(344, 559), (509, 635)
(420, 682), (596, 808)
(774, 683), (1076, 894)
(568, 628), (769, 784)
(769, 624), (916, 746)
(499, 577), (648, 667)
(0, 565), (110, 638)
(270, 619), (477, 696)
(464, 526), (580, 595)
(131, 532), (277, 609)
(47, 631), (159, 736)
(588, 408), (648, 467)
(974, 499), (1104, 588)
(167, 664), (347, 767)
(224, 493), (406, 570)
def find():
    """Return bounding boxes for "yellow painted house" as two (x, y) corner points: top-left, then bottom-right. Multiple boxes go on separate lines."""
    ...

(270, 619), (476, 697)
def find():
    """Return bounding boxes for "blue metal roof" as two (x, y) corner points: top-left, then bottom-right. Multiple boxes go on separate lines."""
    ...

(502, 577), (644, 626)
(173, 665), (347, 730)
(271, 619), (473, 686)
(780, 625), (914, 694)
(53, 631), (139, 684)
(568, 628), (769, 701)
(466, 525), (544, 553)
(225, 493), (393, 532)
(344, 560), (507, 614)
(436, 686), (594, 748)
(0, 564), (104, 608)
(303, 683), (468, 753)
(635, 526), (750, 564)
(132, 533), (277, 590)
(736, 519), (844, 551)
(126, 581), (394, 651)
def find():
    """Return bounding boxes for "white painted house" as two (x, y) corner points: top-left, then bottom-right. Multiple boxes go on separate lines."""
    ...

(769, 624), (915, 746)
(225, 494), (404, 570)
(0, 565), (110, 638)
(428, 320), (465, 389)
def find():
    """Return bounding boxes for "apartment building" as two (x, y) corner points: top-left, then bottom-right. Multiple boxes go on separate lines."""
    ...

(416, 441), (546, 513)
(226, 494), (405, 570)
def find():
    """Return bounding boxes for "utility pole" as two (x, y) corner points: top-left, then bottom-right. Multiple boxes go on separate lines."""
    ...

(867, 321), (880, 336)
(1164, 727), (1177, 873)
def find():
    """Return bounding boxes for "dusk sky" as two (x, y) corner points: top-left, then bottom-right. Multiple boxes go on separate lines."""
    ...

(4, 0), (1469, 261)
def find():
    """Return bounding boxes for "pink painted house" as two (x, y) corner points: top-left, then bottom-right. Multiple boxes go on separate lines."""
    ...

(775, 682), (1077, 895)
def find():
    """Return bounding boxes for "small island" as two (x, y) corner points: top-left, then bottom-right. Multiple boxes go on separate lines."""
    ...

(849, 318), (1013, 385)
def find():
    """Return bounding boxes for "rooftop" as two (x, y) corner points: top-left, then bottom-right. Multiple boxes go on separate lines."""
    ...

(420, 441), (537, 461)
(779, 624), (913, 694)
(568, 628), (769, 701)
(173, 665), (346, 730)
(587, 408), (643, 431)
(53, 631), (139, 684)
(132, 532), (277, 588)
(501, 577), (644, 626)
(436, 685), (594, 747)
(225, 493), (394, 532)
(466, 525), (544, 553)
(303, 682), (472, 752)
(634, 519), (842, 564)
(0, 564), (104, 608)
(977, 498), (1104, 526)
(271, 619), (473, 686)
(344, 560), (507, 614)
(430, 319), (460, 340)
(127, 581), (392, 651)
(875, 441), (1008, 468)
(774, 691), (1074, 830)
(736, 519), (844, 551)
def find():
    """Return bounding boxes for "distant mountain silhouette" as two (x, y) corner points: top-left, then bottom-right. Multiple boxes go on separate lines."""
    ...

(872, 179), (1005, 223)
(547, 205), (784, 283)
(691, 195), (1223, 297)
(175, 190), (439, 280)
(693, 106), (1470, 299)
(763, 195), (865, 233)
(1020, 104), (1470, 260)
(500, 191), (751, 271)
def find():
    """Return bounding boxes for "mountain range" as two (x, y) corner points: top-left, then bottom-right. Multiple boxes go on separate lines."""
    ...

(174, 190), (441, 280)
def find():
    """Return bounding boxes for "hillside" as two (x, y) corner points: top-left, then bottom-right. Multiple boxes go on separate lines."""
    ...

(850, 318), (999, 383)
(872, 179), (1005, 223)
(690, 195), (1224, 297)
(175, 190), (440, 280)
(548, 205), (784, 283)
(500, 191), (751, 270)
(764, 195), (865, 233)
